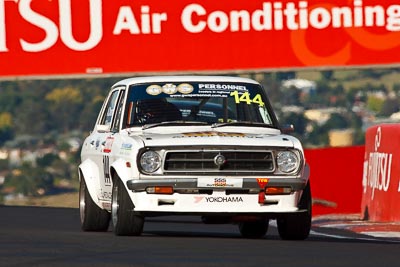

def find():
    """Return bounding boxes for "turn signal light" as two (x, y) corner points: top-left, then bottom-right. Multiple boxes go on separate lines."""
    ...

(265, 187), (291, 195)
(146, 186), (174, 194)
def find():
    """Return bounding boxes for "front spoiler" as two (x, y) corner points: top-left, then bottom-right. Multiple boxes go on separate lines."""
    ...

(136, 210), (310, 219)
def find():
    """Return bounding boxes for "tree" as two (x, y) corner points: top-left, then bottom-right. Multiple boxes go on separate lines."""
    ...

(325, 113), (349, 130)
(321, 70), (334, 81)
(5, 162), (54, 196)
(380, 98), (399, 116)
(367, 95), (384, 114)
(0, 112), (13, 145)
(13, 98), (50, 136)
(281, 112), (308, 135)
(306, 123), (329, 147)
(281, 86), (301, 106)
(275, 71), (295, 81)
(45, 87), (83, 133)
(79, 95), (105, 130)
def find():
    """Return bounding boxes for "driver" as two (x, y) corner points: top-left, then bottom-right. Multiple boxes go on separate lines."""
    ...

(137, 98), (182, 124)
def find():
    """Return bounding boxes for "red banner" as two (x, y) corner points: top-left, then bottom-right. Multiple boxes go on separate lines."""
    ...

(305, 146), (365, 216)
(361, 125), (400, 222)
(1, 0), (400, 77)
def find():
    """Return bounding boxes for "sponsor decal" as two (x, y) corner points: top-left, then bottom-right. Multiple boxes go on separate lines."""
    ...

(100, 190), (112, 200)
(213, 178), (226, 187)
(121, 143), (133, 150)
(194, 196), (244, 203)
(362, 127), (393, 200)
(173, 131), (263, 139)
(198, 178), (243, 188)
(180, 132), (246, 137)
(177, 83), (194, 94)
(162, 83), (177, 94)
(103, 136), (114, 153)
(256, 178), (269, 188)
(198, 84), (247, 91)
(146, 85), (162, 95)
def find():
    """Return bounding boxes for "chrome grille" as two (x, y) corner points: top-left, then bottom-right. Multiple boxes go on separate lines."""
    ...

(163, 150), (274, 174)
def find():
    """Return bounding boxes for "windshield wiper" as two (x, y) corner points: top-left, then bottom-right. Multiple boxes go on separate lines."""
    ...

(142, 121), (209, 130)
(211, 121), (277, 129)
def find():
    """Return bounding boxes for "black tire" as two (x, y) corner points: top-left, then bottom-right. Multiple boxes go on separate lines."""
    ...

(112, 177), (144, 236)
(79, 178), (110, 231)
(239, 219), (269, 239)
(277, 182), (312, 240)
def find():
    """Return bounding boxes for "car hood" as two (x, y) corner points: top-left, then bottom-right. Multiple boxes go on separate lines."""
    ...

(130, 129), (298, 149)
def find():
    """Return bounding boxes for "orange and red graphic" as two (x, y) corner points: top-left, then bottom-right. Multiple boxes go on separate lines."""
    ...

(256, 178), (269, 188)
(0, 0), (399, 78)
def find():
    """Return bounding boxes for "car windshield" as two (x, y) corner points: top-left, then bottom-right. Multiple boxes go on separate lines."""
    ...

(123, 81), (278, 128)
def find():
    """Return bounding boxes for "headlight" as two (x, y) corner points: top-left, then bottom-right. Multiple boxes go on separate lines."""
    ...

(140, 150), (161, 173)
(276, 151), (299, 173)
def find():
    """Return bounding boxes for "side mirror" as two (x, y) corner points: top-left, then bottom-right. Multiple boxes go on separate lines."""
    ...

(281, 124), (294, 134)
(95, 124), (110, 133)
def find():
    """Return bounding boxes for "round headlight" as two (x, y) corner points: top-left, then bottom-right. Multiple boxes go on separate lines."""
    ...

(140, 150), (161, 173)
(277, 151), (299, 173)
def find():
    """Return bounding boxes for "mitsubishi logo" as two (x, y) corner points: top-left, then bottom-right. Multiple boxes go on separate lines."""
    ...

(214, 154), (226, 169)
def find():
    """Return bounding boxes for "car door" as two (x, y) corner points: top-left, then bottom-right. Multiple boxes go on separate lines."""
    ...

(92, 87), (125, 207)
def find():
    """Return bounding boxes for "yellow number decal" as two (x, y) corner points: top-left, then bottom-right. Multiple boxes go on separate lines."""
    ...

(230, 91), (265, 107)
(239, 92), (252, 104)
(252, 94), (265, 107)
(230, 91), (240, 103)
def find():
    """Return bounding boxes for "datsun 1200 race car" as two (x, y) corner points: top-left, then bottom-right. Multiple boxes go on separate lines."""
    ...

(79, 76), (311, 239)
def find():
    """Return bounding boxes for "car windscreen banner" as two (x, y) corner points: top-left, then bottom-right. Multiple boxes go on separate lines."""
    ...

(130, 82), (259, 101)
(1, 0), (400, 78)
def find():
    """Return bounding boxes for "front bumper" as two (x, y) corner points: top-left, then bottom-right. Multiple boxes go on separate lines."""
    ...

(127, 177), (307, 192)
(126, 177), (308, 215)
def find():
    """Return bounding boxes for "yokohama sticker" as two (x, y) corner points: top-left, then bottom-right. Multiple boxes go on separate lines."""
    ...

(194, 196), (244, 204)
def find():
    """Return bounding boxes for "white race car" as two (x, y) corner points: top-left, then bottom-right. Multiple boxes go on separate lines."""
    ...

(79, 76), (311, 239)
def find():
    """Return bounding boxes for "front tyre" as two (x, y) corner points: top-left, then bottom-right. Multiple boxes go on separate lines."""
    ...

(112, 177), (144, 236)
(239, 219), (269, 239)
(277, 182), (312, 240)
(79, 178), (110, 231)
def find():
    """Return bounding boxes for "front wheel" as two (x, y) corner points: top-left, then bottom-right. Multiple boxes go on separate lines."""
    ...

(79, 178), (110, 231)
(277, 182), (312, 240)
(111, 177), (144, 236)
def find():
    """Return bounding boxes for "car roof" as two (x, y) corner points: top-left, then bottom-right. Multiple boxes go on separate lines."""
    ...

(112, 75), (260, 88)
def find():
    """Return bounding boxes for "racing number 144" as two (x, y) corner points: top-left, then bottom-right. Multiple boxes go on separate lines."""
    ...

(230, 91), (264, 107)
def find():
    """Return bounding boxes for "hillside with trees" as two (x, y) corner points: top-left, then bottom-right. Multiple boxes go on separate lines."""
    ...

(1, 68), (400, 203)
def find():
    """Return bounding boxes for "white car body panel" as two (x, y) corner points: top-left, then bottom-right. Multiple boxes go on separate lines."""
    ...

(79, 76), (309, 216)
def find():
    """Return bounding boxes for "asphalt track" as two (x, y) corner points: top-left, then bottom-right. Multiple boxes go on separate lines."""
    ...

(0, 206), (399, 267)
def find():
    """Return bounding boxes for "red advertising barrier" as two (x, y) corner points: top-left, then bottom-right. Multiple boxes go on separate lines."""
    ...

(305, 146), (365, 216)
(361, 125), (400, 222)
(1, 0), (400, 78)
